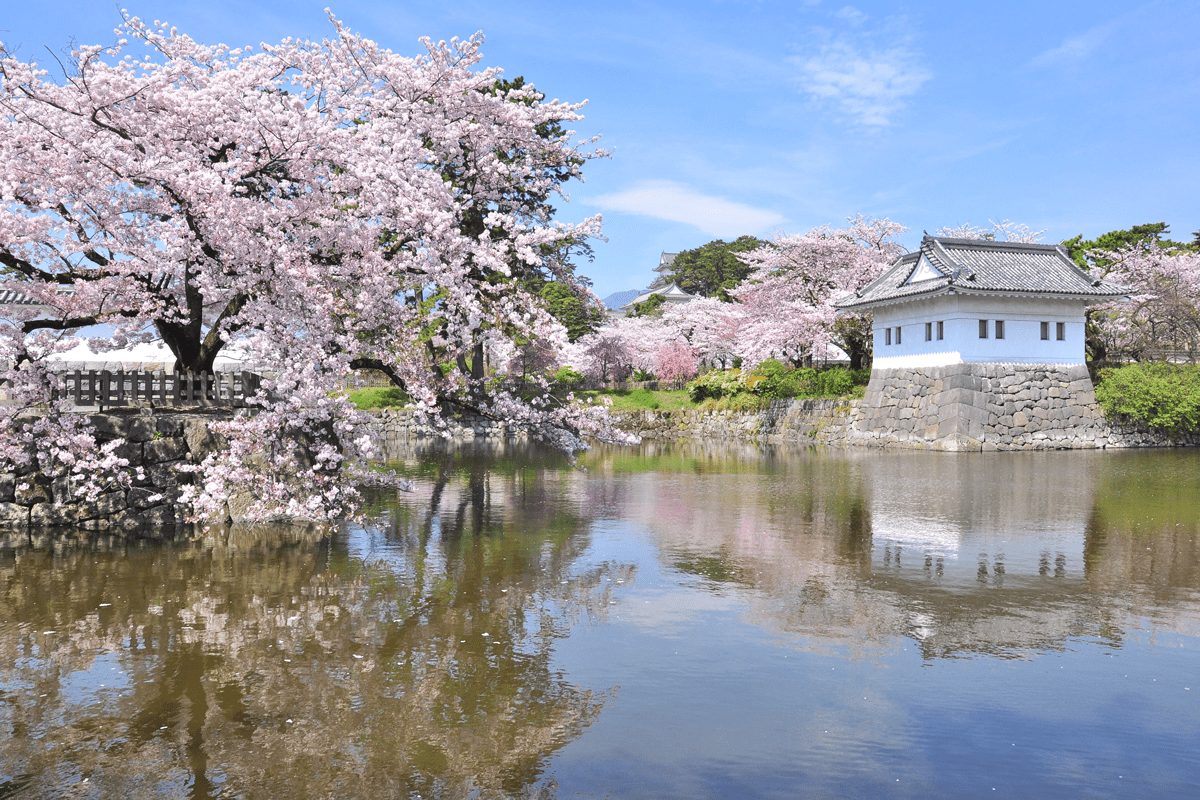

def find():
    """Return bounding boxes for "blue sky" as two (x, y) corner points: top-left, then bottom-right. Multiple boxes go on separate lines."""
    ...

(3, 1), (1198, 296)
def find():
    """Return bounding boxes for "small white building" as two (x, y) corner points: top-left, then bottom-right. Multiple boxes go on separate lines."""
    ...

(837, 236), (1126, 367)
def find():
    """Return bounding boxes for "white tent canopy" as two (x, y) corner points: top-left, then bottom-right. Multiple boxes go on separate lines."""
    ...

(45, 340), (253, 371)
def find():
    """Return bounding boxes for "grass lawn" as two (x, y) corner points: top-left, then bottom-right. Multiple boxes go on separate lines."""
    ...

(346, 386), (412, 410)
(578, 388), (696, 412)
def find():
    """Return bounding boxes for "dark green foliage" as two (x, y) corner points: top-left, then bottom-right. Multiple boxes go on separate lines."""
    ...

(1095, 363), (1200, 434)
(668, 236), (765, 300)
(538, 282), (604, 341)
(626, 292), (666, 318)
(746, 362), (863, 398)
(1061, 223), (1188, 272)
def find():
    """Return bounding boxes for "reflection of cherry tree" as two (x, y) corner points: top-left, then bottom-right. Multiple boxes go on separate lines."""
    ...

(581, 444), (1200, 660)
(0, 456), (632, 797)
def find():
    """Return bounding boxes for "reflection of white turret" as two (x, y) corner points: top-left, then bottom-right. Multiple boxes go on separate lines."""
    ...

(863, 452), (1093, 580)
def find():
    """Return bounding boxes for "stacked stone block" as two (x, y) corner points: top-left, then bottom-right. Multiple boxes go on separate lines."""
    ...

(0, 411), (228, 531)
(848, 364), (1197, 450)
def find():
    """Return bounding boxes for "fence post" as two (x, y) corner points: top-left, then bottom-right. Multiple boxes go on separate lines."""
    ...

(85, 370), (97, 407)
(99, 370), (112, 411)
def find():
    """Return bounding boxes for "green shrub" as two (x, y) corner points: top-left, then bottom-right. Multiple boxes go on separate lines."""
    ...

(745, 360), (813, 398)
(687, 368), (743, 401)
(688, 363), (868, 403)
(632, 368), (656, 382)
(1095, 363), (1200, 434)
(817, 367), (856, 397)
(552, 365), (585, 389)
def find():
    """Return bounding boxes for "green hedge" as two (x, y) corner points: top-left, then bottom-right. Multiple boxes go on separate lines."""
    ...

(687, 361), (868, 403)
(1095, 363), (1200, 434)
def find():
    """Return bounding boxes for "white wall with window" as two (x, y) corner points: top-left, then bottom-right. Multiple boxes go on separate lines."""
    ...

(870, 295), (1087, 368)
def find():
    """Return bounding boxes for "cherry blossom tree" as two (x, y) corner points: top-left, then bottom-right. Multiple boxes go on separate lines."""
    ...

(734, 216), (905, 369)
(0, 14), (627, 521)
(935, 220), (1045, 243)
(653, 341), (699, 385)
(567, 328), (633, 385)
(660, 297), (743, 368)
(1088, 245), (1200, 362)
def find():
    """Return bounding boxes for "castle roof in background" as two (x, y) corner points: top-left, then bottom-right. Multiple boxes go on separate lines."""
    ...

(621, 281), (695, 310)
(837, 236), (1128, 311)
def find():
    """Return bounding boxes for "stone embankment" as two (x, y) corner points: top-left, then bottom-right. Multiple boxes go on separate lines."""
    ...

(0, 411), (225, 532)
(366, 408), (525, 459)
(610, 399), (858, 446)
(854, 364), (1199, 451)
(3, 367), (1193, 532)
(610, 365), (1199, 451)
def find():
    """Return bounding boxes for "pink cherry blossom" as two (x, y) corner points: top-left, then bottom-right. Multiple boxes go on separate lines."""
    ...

(0, 14), (627, 521)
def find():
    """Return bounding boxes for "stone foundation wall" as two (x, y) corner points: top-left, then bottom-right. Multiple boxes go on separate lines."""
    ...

(0, 411), (227, 531)
(367, 408), (527, 460)
(607, 365), (1198, 451)
(611, 398), (858, 446)
(854, 364), (1200, 451)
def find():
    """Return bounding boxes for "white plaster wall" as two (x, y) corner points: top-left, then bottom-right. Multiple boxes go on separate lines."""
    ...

(870, 295), (1088, 368)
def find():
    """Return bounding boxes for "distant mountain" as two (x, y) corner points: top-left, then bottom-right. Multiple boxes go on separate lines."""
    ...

(600, 289), (643, 311)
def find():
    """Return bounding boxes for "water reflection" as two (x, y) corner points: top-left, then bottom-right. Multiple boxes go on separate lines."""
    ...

(0, 450), (628, 798)
(1, 442), (1198, 797)
(581, 445), (1200, 659)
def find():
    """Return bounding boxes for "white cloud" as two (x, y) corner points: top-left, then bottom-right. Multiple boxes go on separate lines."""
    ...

(793, 37), (930, 126)
(1029, 22), (1116, 69)
(591, 180), (786, 238)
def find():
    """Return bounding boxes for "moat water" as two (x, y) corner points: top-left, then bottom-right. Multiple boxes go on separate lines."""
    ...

(2, 444), (1199, 798)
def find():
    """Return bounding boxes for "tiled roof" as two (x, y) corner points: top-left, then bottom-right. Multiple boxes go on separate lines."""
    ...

(837, 236), (1127, 310)
(623, 281), (695, 308)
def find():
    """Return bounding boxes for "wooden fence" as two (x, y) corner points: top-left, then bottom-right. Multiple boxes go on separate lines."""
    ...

(56, 370), (262, 409)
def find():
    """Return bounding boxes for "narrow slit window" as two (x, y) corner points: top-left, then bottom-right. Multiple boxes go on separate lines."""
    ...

(995, 320), (1005, 340)
(885, 327), (892, 346)
(925, 322), (932, 341)
(1056, 322), (1066, 341)
(1040, 321), (1050, 340)
(937, 321), (944, 340)
(895, 326), (902, 345)
(978, 319), (988, 339)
